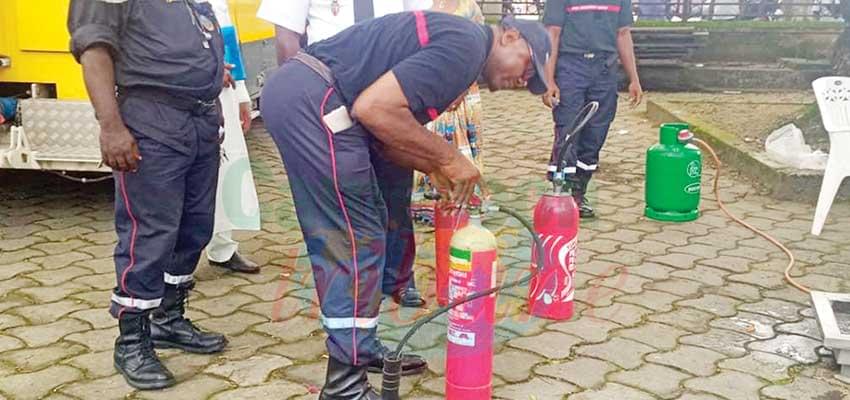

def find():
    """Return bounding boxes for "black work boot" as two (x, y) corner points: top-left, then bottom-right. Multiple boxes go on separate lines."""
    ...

(320, 356), (381, 400)
(114, 313), (176, 390)
(569, 174), (596, 219)
(150, 284), (227, 354)
(367, 343), (428, 376)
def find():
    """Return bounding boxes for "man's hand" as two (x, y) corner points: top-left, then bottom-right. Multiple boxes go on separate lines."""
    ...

(542, 81), (560, 109)
(239, 102), (251, 133)
(223, 64), (235, 89)
(437, 153), (481, 209)
(628, 81), (643, 107)
(99, 119), (141, 172)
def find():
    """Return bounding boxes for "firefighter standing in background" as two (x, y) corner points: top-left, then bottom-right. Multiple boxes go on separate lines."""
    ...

(68, 0), (228, 390)
(542, 0), (643, 218)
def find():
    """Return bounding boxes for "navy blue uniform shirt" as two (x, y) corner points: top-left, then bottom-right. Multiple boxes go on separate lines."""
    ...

(68, 0), (225, 102)
(543, 0), (634, 54)
(307, 11), (493, 125)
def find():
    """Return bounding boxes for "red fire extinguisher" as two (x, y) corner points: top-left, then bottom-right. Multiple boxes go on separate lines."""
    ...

(445, 210), (497, 400)
(528, 191), (579, 320)
(434, 206), (470, 307)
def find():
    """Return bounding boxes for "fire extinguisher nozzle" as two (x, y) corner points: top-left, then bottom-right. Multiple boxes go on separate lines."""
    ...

(380, 353), (403, 400)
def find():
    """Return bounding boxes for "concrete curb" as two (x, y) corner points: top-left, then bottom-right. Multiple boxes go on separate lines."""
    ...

(646, 99), (849, 203)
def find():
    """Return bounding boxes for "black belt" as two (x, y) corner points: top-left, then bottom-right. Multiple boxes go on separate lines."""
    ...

(118, 86), (217, 115)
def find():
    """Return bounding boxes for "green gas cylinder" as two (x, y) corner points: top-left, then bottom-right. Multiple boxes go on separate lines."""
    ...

(645, 123), (701, 222)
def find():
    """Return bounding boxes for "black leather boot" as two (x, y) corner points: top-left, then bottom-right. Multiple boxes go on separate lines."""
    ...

(367, 344), (428, 376)
(114, 313), (176, 390)
(151, 284), (227, 354)
(569, 174), (596, 219)
(320, 356), (381, 400)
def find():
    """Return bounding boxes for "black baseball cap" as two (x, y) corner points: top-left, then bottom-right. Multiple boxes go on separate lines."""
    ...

(501, 16), (551, 95)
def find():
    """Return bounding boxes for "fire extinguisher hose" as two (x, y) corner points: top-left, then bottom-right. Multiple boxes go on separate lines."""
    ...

(693, 138), (808, 294)
(380, 206), (545, 400)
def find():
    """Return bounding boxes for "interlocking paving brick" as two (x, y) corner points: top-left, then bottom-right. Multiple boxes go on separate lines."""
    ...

(583, 303), (652, 326)
(15, 282), (91, 303)
(647, 307), (715, 333)
(0, 262), (40, 281)
(534, 357), (617, 389)
(264, 336), (327, 362)
(646, 278), (704, 297)
(8, 319), (90, 347)
(188, 293), (258, 317)
(253, 316), (323, 344)
(617, 322), (688, 351)
(0, 342), (87, 372)
(30, 251), (92, 270)
(648, 253), (704, 269)
(209, 379), (309, 400)
(0, 237), (46, 252)
(676, 294), (741, 317)
(575, 337), (655, 369)
(679, 329), (753, 357)
(709, 312), (781, 340)
(699, 256), (753, 274)
(136, 375), (233, 400)
(492, 377), (577, 399)
(748, 334), (821, 364)
(738, 298), (804, 322)
(610, 363), (691, 399)
(712, 283), (762, 302)
(0, 335), (25, 353)
(0, 314), (26, 331)
(26, 266), (91, 286)
(728, 270), (788, 289)
(589, 272), (651, 295)
(196, 312), (267, 337)
(0, 365), (83, 400)
(569, 382), (655, 400)
(60, 374), (132, 399)
(63, 351), (115, 379)
(671, 265), (729, 287)
(616, 290), (681, 313)
(205, 354), (293, 386)
(623, 263), (675, 280)
(775, 318), (821, 340)
(9, 300), (89, 325)
(575, 286), (625, 308)
(547, 319), (620, 343)
(761, 376), (850, 399)
(718, 351), (797, 382)
(646, 345), (726, 377)
(507, 331), (581, 359)
(492, 349), (544, 383)
(683, 371), (764, 400)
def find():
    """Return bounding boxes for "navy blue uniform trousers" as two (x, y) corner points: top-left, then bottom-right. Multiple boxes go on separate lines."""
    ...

(109, 95), (220, 318)
(261, 61), (412, 366)
(552, 53), (619, 177)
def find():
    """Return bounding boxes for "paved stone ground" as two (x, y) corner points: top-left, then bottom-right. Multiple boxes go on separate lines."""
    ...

(1, 91), (850, 400)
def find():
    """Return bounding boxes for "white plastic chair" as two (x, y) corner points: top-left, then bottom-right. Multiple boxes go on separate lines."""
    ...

(811, 76), (850, 235)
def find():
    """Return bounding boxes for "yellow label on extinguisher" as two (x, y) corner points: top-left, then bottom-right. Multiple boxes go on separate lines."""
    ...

(449, 247), (472, 272)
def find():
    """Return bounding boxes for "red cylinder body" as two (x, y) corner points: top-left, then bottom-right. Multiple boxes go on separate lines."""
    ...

(528, 192), (579, 320)
(445, 220), (497, 400)
(434, 206), (469, 306)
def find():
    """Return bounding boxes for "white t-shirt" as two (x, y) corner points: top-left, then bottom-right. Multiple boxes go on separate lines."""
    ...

(257, 0), (433, 45)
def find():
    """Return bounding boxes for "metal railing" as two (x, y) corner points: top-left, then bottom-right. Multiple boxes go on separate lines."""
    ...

(477, 0), (847, 21)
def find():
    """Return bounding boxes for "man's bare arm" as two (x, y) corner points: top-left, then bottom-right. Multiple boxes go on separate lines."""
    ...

(80, 46), (140, 171)
(274, 25), (304, 65)
(352, 71), (480, 206)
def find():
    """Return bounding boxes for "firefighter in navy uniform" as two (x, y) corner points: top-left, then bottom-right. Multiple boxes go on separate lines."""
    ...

(542, 0), (643, 218)
(68, 0), (228, 390)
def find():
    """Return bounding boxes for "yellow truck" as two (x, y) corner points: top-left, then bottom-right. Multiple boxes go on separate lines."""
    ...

(0, 0), (275, 173)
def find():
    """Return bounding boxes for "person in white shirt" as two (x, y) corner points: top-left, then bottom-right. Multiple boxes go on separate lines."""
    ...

(206, 0), (262, 274)
(257, 0), (433, 308)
